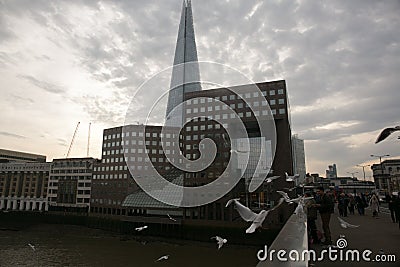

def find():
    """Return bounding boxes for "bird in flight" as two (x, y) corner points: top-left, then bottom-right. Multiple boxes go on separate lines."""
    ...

(375, 126), (400, 144)
(28, 243), (35, 251)
(277, 191), (313, 204)
(285, 172), (300, 182)
(265, 175), (280, 184)
(337, 217), (360, 229)
(167, 214), (177, 222)
(225, 198), (283, 233)
(211, 236), (227, 249)
(155, 255), (169, 262)
(135, 225), (148, 231)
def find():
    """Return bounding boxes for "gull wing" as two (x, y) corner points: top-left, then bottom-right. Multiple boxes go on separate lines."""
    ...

(226, 199), (257, 222)
(375, 127), (400, 144)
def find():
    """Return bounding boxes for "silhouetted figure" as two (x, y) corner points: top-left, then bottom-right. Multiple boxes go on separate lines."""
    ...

(348, 194), (355, 215)
(338, 193), (349, 217)
(315, 187), (334, 245)
(355, 193), (367, 215)
(305, 192), (319, 244)
(370, 194), (380, 217)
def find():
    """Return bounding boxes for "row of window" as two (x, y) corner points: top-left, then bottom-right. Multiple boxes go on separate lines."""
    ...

(93, 174), (129, 180)
(186, 89), (285, 105)
(104, 132), (178, 141)
(186, 99), (285, 112)
(90, 198), (122, 205)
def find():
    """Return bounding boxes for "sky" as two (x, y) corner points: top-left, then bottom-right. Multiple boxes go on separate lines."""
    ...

(0, 0), (399, 180)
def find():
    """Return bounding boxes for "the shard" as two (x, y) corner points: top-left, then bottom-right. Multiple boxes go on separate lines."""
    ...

(165, 0), (201, 126)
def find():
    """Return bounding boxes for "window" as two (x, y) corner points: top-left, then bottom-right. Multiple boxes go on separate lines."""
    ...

(229, 95), (235, 100)
(208, 106), (212, 111)
(222, 95), (228, 101)
(278, 99), (284, 105)
(200, 98), (205, 104)
(278, 89), (284, 94)
(253, 92), (258, 97)
(270, 99), (276, 105)
(279, 109), (285, 114)
(215, 105), (220, 111)
(269, 90), (275, 96)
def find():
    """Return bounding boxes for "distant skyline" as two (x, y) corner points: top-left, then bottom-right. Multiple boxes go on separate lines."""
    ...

(1, 0), (399, 179)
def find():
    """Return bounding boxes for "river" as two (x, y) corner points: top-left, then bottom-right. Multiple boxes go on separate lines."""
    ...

(0, 224), (259, 267)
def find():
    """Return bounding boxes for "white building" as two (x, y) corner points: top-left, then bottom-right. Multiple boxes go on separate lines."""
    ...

(0, 162), (50, 211)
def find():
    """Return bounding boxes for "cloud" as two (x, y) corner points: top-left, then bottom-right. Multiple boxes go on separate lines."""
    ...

(0, 0), (399, 177)
(18, 75), (65, 94)
(0, 131), (26, 139)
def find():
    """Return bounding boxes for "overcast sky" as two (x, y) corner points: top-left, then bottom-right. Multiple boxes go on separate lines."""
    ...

(1, 0), (399, 179)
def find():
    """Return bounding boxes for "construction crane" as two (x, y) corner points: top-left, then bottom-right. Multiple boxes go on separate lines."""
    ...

(66, 122), (80, 158)
(87, 122), (91, 157)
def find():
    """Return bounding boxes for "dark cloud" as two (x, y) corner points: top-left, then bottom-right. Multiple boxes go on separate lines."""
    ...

(0, 0), (399, 174)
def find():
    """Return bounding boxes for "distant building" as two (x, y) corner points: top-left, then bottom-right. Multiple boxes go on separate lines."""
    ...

(291, 135), (306, 185)
(47, 157), (99, 213)
(0, 148), (46, 163)
(0, 162), (50, 211)
(326, 164), (337, 179)
(371, 159), (400, 194)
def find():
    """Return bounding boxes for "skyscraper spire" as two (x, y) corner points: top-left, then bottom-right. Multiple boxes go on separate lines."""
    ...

(166, 0), (201, 125)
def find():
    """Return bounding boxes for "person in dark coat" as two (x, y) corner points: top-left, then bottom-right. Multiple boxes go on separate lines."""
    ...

(314, 187), (334, 245)
(305, 192), (320, 244)
(393, 194), (400, 229)
(388, 194), (397, 223)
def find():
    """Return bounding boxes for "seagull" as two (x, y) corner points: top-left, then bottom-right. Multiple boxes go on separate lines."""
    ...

(337, 217), (360, 228)
(375, 126), (400, 144)
(135, 225), (148, 231)
(226, 198), (281, 233)
(167, 214), (177, 222)
(28, 243), (35, 251)
(285, 172), (300, 182)
(155, 255), (169, 262)
(211, 236), (227, 249)
(283, 187), (296, 192)
(277, 191), (313, 204)
(265, 175), (280, 183)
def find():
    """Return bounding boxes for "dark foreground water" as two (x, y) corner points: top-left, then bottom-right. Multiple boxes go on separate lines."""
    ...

(0, 224), (259, 267)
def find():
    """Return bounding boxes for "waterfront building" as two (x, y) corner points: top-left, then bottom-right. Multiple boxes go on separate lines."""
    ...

(0, 148), (46, 163)
(0, 162), (50, 211)
(47, 157), (98, 213)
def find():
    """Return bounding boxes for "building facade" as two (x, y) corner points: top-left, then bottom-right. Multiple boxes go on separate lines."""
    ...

(0, 162), (50, 211)
(371, 159), (400, 194)
(326, 164), (338, 179)
(47, 157), (98, 213)
(0, 148), (46, 163)
(292, 134), (306, 185)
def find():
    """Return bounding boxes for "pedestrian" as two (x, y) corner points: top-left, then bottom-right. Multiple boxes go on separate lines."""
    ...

(393, 194), (400, 229)
(355, 193), (365, 215)
(338, 193), (348, 217)
(388, 194), (397, 223)
(305, 192), (320, 244)
(369, 193), (380, 217)
(314, 187), (334, 245)
(348, 194), (355, 215)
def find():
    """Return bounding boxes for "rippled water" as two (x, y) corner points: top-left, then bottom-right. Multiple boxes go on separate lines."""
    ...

(0, 224), (259, 267)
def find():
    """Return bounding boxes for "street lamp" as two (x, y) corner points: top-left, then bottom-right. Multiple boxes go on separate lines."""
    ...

(356, 164), (371, 182)
(347, 171), (359, 179)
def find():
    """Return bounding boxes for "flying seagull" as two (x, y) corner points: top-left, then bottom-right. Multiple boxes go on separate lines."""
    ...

(225, 198), (283, 233)
(28, 243), (35, 251)
(375, 126), (400, 144)
(135, 225), (148, 232)
(265, 175), (280, 184)
(337, 217), (360, 229)
(211, 236), (227, 249)
(285, 172), (300, 182)
(277, 191), (313, 204)
(167, 214), (177, 222)
(155, 255), (169, 262)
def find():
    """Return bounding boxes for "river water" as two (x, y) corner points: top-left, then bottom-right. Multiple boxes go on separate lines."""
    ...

(0, 224), (259, 267)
